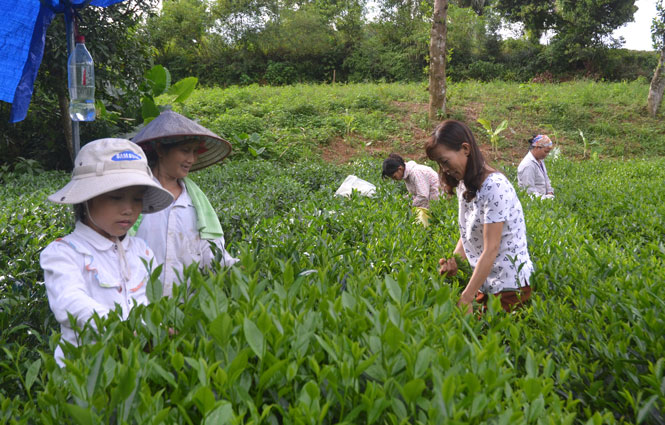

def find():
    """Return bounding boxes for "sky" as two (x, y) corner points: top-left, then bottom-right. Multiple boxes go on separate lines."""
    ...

(613, 0), (658, 51)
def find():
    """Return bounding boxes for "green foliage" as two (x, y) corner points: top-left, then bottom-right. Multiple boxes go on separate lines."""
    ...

(0, 158), (45, 183)
(140, 65), (198, 123)
(175, 83), (415, 161)
(653, 0), (665, 51)
(446, 79), (665, 158)
(2, 157), (665, 423)
(577, 129), (600, 160)
(264, 62), (298, 86)
(495, 0), (636, 49)
(462, 61), (508, 82)
(477, 118), (508, 155)
(0, 0), (161, 167)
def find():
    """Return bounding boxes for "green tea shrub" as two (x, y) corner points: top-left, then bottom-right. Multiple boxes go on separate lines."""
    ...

(2, 156), (665, 423)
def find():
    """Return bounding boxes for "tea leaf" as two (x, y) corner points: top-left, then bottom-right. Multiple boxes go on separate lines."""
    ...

(243, 318), (265, 359)
(385, 275), (402, 304)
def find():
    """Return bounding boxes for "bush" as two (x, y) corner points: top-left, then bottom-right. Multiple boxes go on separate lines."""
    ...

(265, 61), (299, 86)
(465, 60), (507, 81)
(2, 157), (665, 423)
(599, 49), (659, 81)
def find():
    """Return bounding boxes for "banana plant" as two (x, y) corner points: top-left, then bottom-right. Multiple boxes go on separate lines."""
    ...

(477, 118), (508, 156)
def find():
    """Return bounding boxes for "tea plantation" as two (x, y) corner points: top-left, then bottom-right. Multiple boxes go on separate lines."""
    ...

(1, 154), (664, 424)
(2, 80), (665, 424)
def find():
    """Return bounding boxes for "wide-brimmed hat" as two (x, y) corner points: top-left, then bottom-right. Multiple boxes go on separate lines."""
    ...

(49, 138), (174, 213)
(132, 110), (232, 172)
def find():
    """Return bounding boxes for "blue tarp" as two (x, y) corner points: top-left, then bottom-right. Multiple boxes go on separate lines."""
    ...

(0, 0), (126, 122)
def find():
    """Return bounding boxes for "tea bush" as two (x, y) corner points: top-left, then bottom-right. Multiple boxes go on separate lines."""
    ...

(1, 155), (664, 423)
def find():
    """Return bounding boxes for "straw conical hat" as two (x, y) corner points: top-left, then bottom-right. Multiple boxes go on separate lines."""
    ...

(132, 110), (232, 172)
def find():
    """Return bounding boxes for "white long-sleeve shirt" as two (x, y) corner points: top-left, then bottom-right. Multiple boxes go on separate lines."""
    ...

(403, 161), (441, 208)
(40, 222), (154, 366)
(135, 179), (238, 296)
(517, 151), (553, 197)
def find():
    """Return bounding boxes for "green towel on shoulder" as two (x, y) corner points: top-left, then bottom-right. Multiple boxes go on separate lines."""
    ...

(128, 215), (142, 237)
(183, 177), (224, 240)
(128, 178), (223, 240)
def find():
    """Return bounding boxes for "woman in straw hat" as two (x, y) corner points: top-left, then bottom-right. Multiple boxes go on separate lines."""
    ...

(40, 138), (174, 366)
(132, 110), (238, 297)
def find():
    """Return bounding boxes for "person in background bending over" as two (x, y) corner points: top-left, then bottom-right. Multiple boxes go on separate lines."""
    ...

(517, 134), (554, 199)
(382, 153), (442, 209)
(132, 110), (238, 297)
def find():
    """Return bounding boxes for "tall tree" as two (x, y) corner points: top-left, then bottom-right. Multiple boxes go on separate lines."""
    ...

(495, 0), (637, 50)
(648, 0), (665, 117)
(429, 0), (448, 121)
(146, 0), (213, 80)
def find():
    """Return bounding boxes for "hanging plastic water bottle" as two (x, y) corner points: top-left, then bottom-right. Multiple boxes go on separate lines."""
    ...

(68, 35), (95, 121)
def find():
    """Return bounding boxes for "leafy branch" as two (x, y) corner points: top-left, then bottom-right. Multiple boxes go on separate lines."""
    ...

(477, 118), (508, 156)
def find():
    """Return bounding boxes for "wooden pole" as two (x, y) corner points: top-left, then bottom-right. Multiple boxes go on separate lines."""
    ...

(66, 9), (81, 160)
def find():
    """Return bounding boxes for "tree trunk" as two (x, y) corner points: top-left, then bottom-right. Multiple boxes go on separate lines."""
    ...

(647, 49), (665, 118)
(428, 0), (448, 122)
(57, 87), (74, 162)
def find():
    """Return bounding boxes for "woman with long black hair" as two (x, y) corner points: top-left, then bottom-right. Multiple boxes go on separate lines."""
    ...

(425, 120), (533, 313)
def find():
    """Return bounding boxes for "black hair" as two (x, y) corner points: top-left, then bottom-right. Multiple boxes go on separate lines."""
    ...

(74, 203), (86, 222)
(145, 142), (176, 169)
(381, 153), (406, 179)
(425, 120), (488, 202)
(527, 134), (539, 150)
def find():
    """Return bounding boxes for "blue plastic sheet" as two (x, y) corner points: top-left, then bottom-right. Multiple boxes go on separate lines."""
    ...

(0, 0), (126, 122)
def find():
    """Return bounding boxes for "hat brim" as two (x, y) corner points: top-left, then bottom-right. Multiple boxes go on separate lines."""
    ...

(138, 134), (232, 172)
(48, 169), (174, 214)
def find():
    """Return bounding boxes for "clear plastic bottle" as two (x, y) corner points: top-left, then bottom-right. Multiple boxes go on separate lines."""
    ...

(67, 35), (95, 121)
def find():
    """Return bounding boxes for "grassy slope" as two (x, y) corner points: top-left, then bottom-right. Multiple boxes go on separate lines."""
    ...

(177, 80), (665, 165)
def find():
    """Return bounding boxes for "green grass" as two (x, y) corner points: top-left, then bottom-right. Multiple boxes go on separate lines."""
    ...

(170, 80), (664, 163)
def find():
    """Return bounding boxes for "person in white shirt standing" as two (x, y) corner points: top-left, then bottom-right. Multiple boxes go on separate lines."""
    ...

(382, 153), (442, 209)
(517, 134), (554, 199)
(132, 110), (238, 297)
(40, 138), (174, 366)
(425, 120), (533, 314)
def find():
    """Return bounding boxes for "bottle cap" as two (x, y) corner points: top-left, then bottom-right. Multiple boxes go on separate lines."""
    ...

(75, 35), (85, 43)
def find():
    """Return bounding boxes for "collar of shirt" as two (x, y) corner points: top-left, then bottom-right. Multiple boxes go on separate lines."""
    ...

(173, 180), (194, 208)
(527, 151), (545, 168)
(151, 176), (194, 209)
(403, 161), (417, 180)
(73, 221), (130, 251)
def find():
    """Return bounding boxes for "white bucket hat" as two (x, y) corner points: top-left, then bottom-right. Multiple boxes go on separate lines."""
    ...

(49, 138), (174, 213)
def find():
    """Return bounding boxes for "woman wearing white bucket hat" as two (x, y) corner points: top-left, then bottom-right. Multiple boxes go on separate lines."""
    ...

(132, 110), (238, 297)
(40, 138), (173, 366)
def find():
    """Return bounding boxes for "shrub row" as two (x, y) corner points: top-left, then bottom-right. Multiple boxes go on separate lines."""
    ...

(1, 157), (664, 423)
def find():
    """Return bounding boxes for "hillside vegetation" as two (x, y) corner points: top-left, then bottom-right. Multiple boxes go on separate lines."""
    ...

(175, 80), (665, 165)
